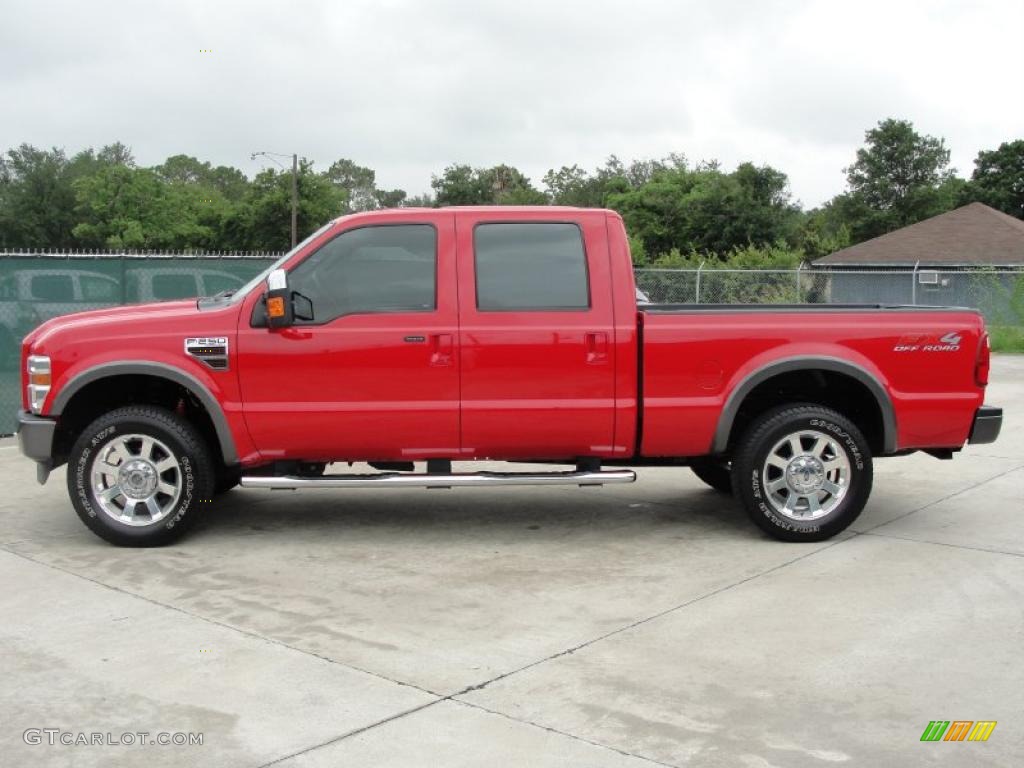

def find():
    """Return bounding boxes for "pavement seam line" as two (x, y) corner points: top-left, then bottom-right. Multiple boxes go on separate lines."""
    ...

(254, 699), (446, 768)
(449, 535), (851, 697)
(0, 535), (843, 767)
(961, 451), (1024, 461)
(451, 698), (682, 768)
(9, 462), (1015, 763)
(256, 693), (681, 768)
(0, 546), (446, 700)
(860, 530), (1024, 558)
(862, 463), (1024, 535)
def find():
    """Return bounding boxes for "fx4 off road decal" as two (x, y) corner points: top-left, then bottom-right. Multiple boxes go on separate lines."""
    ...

(894, 331), (962, 353)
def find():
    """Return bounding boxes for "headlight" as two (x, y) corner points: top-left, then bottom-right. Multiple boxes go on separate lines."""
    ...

(27, 355), (51, 414)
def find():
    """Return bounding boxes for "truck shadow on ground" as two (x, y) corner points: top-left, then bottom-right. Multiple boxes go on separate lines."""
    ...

(189, 484), (758, 543)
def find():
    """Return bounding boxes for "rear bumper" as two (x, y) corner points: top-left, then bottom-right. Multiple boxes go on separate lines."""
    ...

(968, 405), (1002, 445)
(16, 410), (56, 483)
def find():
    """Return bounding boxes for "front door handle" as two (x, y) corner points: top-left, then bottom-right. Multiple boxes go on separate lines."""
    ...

(430, 333), (453, 366)
(277, 327), (313, 340)
(585, 332), (609, 364)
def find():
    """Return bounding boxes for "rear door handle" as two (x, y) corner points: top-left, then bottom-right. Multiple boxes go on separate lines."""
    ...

(430, 333), (453, 366)
(585, 332), (608, 364)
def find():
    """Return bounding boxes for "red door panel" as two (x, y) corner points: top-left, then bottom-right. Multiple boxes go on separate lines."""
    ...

(455, 211), (616, 459)
(236, 214), (460, 462)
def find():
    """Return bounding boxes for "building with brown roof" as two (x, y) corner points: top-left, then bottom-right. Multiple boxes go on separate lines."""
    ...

(816, 202), (1024, 267)
(812, 203), (1024, 313)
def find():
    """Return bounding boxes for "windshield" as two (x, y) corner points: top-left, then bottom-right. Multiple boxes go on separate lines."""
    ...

(226, 220), (338, 303)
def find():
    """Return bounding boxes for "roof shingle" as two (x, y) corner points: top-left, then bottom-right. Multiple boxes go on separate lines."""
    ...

(814, 203), (1024, 266)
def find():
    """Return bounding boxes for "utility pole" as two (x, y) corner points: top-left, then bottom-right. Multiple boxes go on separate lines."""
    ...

(251, 150), (299, 248)
(291, 154), (298, 249)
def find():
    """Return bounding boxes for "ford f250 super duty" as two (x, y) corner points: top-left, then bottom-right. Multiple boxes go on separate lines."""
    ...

(15, 207), (1003, 546)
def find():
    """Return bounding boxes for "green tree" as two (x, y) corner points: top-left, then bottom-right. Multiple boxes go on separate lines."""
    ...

(431, 164), (494, 205)
(72, 165), (215, 250)
(543, 154), (688, 207)
(606, 161), (799, 259)
(223, 161), (345, 251)
(404, 193), (436, 207)
(959, 140), (1024, 219)
(431, 164), (545, 206)
(841, 118), (958, 240)
(543, 164), (601, 206)
(96, 142), (135, 167)
(792, 203), (852, 261)
(154, 155), (248, 202)
(374, 188), (408, 208)
(324, 158), (379, 212)
(0, 145), (78, 248)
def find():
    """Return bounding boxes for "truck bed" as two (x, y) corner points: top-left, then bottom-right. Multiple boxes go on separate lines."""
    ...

(638, 304), (986, 458)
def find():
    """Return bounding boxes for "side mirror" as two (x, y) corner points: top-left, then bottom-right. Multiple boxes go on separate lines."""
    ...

(292, 292), (314, 322)
(265, 269), (293, 328)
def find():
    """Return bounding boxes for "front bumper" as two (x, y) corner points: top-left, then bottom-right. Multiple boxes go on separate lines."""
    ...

(968, 405), (1003, 445)
(16, 410), (56, 483)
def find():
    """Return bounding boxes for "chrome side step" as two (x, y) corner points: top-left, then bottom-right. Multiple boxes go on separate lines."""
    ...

(240, 469), (636, 490)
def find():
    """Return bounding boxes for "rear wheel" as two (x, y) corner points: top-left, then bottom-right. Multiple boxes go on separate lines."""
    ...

(67, 405), (215, 546)
(732, 404), (872, 542)
(689, 457), (733, 494)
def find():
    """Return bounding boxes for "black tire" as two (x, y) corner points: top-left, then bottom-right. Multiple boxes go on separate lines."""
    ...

(689, 457), (733, 494)
(67, 406), (215, 546)
(215, 465), (241, 494)
(732, 404), (873, 542)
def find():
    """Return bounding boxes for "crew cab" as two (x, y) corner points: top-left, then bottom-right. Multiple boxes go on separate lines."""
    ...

(15, 207), (1003, 546)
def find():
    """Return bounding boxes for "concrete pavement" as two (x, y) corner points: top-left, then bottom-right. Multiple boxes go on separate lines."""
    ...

(2, 356), (1022, 767)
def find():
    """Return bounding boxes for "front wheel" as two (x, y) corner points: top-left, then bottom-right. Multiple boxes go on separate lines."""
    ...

(67, 406), (215, 546)
(732, 404), (873, 542)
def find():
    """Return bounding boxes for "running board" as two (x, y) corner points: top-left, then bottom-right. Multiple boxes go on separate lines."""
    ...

(240, 469), (636, 490)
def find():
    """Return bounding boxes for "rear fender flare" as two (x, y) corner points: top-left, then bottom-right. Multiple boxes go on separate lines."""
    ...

(712, 356), (897, 455)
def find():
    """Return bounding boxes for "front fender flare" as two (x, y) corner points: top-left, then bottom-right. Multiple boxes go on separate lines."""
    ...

(50, 361), (239, 465)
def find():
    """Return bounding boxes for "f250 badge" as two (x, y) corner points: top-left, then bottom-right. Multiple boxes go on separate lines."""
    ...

(894, 331), (962, 353)
(184, 337), (229, 370)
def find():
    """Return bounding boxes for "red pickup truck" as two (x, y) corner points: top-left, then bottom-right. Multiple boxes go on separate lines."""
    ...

(16, 207), (1002, 546)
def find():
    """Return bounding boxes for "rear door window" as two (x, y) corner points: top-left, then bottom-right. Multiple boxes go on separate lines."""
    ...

(474, 223), (589, 310)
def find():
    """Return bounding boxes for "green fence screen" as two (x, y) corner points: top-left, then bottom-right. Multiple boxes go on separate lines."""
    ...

(1, 252), (279, 434)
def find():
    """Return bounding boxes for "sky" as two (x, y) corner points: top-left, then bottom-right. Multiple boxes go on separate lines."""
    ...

(1, 0), (1022, 208)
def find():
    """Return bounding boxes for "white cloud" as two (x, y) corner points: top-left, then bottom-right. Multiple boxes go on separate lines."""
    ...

(2, 0), (1021, 206)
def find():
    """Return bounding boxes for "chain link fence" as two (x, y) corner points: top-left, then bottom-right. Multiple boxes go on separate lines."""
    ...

(2, 256), (1022, 435)
(635, 266), (1024, 325)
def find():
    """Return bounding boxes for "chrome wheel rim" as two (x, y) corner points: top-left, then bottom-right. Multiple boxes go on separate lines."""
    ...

(90, 433), (182, 526)
(762, 429), (851, 521)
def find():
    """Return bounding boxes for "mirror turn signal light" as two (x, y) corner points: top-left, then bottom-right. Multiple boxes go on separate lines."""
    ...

(267, 296), (286, 318)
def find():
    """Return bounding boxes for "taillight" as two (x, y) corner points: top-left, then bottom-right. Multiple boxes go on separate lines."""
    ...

(975, 333), (990, 387)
